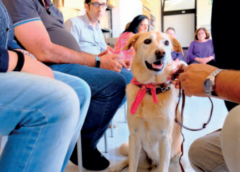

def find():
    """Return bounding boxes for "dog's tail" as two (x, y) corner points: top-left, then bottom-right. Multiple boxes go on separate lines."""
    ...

(119, 142), (129, 156)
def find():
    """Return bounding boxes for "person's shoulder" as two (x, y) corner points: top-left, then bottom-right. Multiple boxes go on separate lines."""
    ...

(121, 32), (135, 38)
(65, 15), (85, 26)
(207, 39), (213, 43)
(190, 40), (197, 45)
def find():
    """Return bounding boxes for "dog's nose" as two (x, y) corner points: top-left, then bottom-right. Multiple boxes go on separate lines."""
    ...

(155, 49), (165, 59)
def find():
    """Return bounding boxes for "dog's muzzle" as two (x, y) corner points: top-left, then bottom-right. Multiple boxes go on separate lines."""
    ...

(145, 60), (164, 72)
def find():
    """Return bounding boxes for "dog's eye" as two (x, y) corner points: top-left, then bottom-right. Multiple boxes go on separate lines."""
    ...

(164, 40), (169, 46)
(144, 39), (152, 44)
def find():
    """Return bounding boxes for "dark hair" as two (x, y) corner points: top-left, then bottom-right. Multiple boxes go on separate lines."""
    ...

(85, 0), (91, 3)
(166, 27), (175, 33)
(194, 27), (210, 40)
(123, 15), (149, 34)
(85, 0), (108, 3)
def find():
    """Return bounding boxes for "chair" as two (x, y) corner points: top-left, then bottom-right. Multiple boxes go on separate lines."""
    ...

(182, 48), (188, 62)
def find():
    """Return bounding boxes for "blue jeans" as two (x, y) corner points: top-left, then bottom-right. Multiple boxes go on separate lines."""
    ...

(0, 71), (90, 172)
(49, 64), (133, 152)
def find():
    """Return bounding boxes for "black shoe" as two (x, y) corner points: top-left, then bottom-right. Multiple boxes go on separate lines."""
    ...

(82, 148), (110, 171)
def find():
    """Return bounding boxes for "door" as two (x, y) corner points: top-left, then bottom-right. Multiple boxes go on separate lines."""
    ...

(162, 0), (196, 49)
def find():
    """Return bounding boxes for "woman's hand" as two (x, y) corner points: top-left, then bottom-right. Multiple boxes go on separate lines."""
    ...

(8, 51), (54, 79)
(119, 59), (131, 70)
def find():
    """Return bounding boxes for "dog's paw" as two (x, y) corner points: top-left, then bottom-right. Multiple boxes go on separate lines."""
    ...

(119, 142), (129, 156)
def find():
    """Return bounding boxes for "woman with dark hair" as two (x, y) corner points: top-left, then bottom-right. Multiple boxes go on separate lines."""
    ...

(108, 15), (149, 65)
(187, 27), (215, 65)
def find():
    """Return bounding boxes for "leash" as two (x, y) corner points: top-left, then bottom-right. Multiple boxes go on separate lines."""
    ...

(172, 65), (214, 172)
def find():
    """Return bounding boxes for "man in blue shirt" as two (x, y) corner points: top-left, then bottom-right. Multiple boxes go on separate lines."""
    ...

(3, 0), (129, 170)
(65, 0), (132, 70)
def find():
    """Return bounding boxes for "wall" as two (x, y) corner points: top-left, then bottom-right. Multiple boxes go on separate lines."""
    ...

(112, 0), (143, 37)
(149, 0), (161, 32)
(197, 0), (212, 34)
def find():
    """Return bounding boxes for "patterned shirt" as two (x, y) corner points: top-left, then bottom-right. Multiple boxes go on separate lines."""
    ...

(108, 32), (135, 60)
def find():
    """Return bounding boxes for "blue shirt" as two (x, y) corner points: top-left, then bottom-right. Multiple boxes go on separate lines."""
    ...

(64, 14), (107, 55)
(171, 51), (184, 61)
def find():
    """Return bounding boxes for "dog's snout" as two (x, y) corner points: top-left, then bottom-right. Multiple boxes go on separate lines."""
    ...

(155, 49), (165, 59)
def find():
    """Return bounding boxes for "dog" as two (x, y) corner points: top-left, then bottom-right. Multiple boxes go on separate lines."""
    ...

(110, 31), (186, 172)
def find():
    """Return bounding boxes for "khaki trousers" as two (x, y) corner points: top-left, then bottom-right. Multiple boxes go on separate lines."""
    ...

(188, 105), (240, 172)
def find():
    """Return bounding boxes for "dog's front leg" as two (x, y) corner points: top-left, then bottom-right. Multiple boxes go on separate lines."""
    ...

(129, 133), (142, 172)
(159, 137), (172, 172)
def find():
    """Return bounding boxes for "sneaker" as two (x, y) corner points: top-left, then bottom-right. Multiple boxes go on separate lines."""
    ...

(82, 148), (110, 171)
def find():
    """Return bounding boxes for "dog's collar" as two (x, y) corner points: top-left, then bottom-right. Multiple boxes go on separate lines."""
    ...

(130, 78), (170, 115)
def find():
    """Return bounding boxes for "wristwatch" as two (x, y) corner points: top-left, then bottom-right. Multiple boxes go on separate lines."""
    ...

(95, 56), (100, 68)
(203, 69), (223, 96)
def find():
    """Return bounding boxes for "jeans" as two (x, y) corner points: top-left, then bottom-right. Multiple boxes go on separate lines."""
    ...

(0, 71), (90, 172)
(49, 64), (132, 152)
(188, 105), (240, 172)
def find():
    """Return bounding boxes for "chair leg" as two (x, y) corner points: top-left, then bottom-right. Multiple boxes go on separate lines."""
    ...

(0, 136), (2, 154)
(77, 135), (83, 172)
(110, 120), (114, 137)
(124, 103), (127, 123)
(104, 132), (108, 153)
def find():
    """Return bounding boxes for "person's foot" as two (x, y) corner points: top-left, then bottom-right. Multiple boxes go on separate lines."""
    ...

(82, 148), (110, 171)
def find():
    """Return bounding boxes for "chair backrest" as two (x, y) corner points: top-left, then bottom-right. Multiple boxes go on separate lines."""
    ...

(182, 48), (188, 62)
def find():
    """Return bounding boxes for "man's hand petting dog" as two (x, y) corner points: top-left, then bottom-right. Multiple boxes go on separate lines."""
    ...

(171, 64), (218, 97)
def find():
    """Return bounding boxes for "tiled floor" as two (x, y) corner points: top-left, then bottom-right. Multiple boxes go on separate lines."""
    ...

(65, 96), (228, 172)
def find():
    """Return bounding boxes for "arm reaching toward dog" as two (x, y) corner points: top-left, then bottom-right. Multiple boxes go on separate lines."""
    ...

(171, 64), (240, 103)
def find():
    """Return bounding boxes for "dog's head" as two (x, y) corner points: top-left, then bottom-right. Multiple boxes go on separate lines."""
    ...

(123, 31), (183, 84)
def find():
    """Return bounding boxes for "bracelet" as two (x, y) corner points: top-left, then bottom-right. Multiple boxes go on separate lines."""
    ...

(12, 50), (25, 71)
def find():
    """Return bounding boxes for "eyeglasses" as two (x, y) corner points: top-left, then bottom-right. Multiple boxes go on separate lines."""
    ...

(88, 2), (108, 9)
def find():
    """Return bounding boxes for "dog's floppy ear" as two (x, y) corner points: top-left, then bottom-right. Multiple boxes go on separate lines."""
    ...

(122, 33), (141, 51)
(168, 35), (184, 55)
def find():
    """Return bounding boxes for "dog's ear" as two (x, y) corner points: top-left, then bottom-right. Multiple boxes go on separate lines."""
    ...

(168, 35), (184, 56)
(122, 33), (141, 51)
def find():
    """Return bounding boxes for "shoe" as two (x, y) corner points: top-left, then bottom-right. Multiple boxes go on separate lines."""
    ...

(82, 148), (110, 171)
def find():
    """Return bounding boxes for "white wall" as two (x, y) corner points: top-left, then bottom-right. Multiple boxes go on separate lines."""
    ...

(197, 0), (212, 36)
(112, 0), (143, 37)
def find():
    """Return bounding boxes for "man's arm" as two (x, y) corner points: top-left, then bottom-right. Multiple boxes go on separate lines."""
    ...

(15, 21), (122, 72)
(214, 70), (240, 103)
(14, 21), (95, 66)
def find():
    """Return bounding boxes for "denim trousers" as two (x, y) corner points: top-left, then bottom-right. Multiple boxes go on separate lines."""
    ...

(0, 71), (90, 172)
(49, 64), (133, 153)
(189, 105), (240, 172)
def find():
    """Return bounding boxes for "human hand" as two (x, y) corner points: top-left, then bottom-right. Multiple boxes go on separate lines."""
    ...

(174, 64), (218, 97)
(119, 59), (131, 70)
(22, 55), (55, 79)
(98, 49), (122, 72)
(15, 49), (36, 59)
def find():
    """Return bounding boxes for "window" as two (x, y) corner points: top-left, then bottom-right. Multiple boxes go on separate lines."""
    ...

(163, 0), (195, 12)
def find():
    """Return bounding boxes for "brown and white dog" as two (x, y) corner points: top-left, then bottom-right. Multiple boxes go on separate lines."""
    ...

(110, 31), (186, 172)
